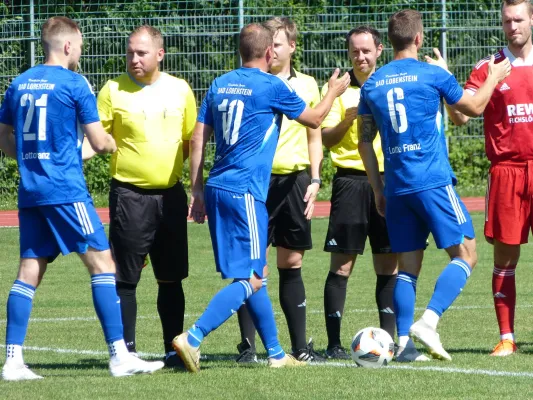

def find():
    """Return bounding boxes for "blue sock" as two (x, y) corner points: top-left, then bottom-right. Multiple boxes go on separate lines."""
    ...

(91, 273), (123, 343)
(394, 272), (417, 337)
(6, 280), (35, 345)
(189, 280), (253, 347)
(246, 279), (285, 360)
(427, 258), (472, 316)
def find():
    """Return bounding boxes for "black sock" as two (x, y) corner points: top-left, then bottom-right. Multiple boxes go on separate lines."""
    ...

(116, 281), (137, 353)
(237, 304), (256, 352)
(376, 274), (397, 340)
(279, 268), (307, 352)
(157, 281), (185, 354)
(324, 271), (348, 349)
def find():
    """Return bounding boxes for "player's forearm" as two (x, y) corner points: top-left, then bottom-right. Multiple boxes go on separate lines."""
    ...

(445, 102), (470, 126)
(0, 124), (16, 159)
(81, 139), (97, 161)
(307, 127), (323, 179)
(455, 77), (498, 117)
(182, 140), (190, 162)
(189, 123), (210, 191)
(322, 120), (351, 148)
(359, 142), (383, 194)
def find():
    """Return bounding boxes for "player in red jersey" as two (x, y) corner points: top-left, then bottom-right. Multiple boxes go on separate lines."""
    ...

(447, 0), (533, 356)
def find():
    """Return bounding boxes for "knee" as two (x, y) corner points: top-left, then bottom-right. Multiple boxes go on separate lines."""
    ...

(116, 281), (137, 295)
(330, 262), (353, 278)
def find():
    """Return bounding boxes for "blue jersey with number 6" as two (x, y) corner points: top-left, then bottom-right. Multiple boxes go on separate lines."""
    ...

(0, 65), (100, 208)
(359, 59), (464, 196)
(198, 67), (306, 202)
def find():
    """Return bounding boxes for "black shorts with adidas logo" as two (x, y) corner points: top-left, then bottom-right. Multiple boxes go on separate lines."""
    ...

(324, 167), (392, 255)
(267, 170), (312, 250)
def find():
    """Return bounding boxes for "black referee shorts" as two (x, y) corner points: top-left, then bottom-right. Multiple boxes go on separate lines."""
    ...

(324, 168), (391, 255)
(109, 179), (189, 285)
(267, 170), (312, 250)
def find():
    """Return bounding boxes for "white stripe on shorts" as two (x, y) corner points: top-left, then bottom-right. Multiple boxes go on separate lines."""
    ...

(73, 202), (87, 235)
(244, 193), (260, 260)
(79, 203), (94, 234)
(446, 185), (466, 224)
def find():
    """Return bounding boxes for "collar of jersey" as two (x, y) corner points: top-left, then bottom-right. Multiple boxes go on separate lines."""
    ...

(503, 46), (533, 67)
(127, 71), (165, 88)
(349, 70), (361, 88)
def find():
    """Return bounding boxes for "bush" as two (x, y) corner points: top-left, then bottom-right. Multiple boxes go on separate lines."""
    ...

(448, 136), (489, 196)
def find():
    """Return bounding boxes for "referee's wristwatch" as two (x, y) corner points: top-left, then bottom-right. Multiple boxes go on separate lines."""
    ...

(311, 178), (322, 187)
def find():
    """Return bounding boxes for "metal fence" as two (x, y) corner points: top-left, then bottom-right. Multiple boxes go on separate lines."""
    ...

(0, 0), (507, 187)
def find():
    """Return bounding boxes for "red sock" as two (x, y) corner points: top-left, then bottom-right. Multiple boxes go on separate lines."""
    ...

(492, 264), (517, 337)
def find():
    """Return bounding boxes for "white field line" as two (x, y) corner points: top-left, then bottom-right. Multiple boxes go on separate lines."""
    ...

(0, 303), (532, 325)
(0, 304), (533, 325)
(0, 344), (532, 378)
(1, 304), (532, 325)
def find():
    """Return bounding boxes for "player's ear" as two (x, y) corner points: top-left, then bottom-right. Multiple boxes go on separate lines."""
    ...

(64, 40), (71, 56)
(376, 43), (383, 58)
(157, 48), (165, 63)
(414, 32), (423, 49)
(265, 44), (273, 62)
(289, 40), (296, 55)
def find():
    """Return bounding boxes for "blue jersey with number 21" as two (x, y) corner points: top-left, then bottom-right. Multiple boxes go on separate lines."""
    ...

(0, 65), (100, 208)
(198, 67), (306, 202)
(359, 59), (464, 197)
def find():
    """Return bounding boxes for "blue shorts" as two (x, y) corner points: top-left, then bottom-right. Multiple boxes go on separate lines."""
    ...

(205, 186), (267, 279)
(386, 185), (475, 253)
(19, 198), (109, 262)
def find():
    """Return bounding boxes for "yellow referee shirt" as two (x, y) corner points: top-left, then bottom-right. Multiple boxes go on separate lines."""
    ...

(321, 71), (384, 172)
(97, 72), (197, 189)
(271, 68), (320, 175)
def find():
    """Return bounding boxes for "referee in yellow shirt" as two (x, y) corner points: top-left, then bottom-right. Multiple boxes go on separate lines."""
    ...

(97, 25), (196, 367)
(235, 17), (325, 363)
(321, 27), (401, 360)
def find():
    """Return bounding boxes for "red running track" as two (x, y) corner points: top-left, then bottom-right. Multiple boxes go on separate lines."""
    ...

(0, 198), (485, 227)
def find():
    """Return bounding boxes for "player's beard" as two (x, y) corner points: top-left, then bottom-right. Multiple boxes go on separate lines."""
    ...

(68, 59), (79, 72)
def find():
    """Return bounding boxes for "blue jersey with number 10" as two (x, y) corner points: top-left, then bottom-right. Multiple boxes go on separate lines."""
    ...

(0, 65), (100, 208)
(198, 67), (306, 202)
(359, 59), (464, 196)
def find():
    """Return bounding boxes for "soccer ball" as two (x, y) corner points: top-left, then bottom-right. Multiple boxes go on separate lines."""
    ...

(351, 327), (394, 368)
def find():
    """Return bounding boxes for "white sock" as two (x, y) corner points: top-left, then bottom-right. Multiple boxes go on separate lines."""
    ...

(5, 344), (24, 365)
(501, 333), (515, 341)
(398, 335), (410, 348)
(422, 309), (440, 330)
(108, 339), (130, 361)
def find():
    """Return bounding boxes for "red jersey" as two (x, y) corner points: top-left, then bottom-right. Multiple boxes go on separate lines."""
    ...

(464, 47), (533, 164)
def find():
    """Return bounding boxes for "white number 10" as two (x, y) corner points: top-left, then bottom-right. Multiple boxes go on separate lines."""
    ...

(218, 98), (244, 145)
(20, 93), (48, 141)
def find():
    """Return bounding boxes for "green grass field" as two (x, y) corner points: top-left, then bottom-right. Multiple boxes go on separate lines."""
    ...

(2, 213), (533, 399)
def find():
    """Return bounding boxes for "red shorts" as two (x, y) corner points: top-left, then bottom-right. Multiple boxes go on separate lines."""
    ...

(485, 161), (533, 245)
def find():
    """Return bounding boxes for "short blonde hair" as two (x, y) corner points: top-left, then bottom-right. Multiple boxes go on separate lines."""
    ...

(41, 16), (80, 56)
(263, 17), (298, 43)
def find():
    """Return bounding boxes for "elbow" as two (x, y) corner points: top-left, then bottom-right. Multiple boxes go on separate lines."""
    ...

(308, 119), (320, 130)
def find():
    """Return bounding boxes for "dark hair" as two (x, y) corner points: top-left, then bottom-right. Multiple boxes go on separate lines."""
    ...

(239, 23), (273, 62)
(129, 25), (164, 49)
(346, 26), (381, 48)
(388, 9), (423, 51)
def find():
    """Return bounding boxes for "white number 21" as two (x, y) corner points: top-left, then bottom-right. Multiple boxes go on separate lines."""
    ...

(20, 93), (48, 141)
(218, 98), (244, 145)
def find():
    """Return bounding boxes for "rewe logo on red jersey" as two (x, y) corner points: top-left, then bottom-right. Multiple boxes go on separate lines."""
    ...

(507, 103), (533, 124)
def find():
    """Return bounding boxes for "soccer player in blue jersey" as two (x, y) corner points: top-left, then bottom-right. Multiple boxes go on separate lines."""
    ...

(357, 9), (511, 361)
(0, 17), (164, 380)
(172, 22), (350, 372)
